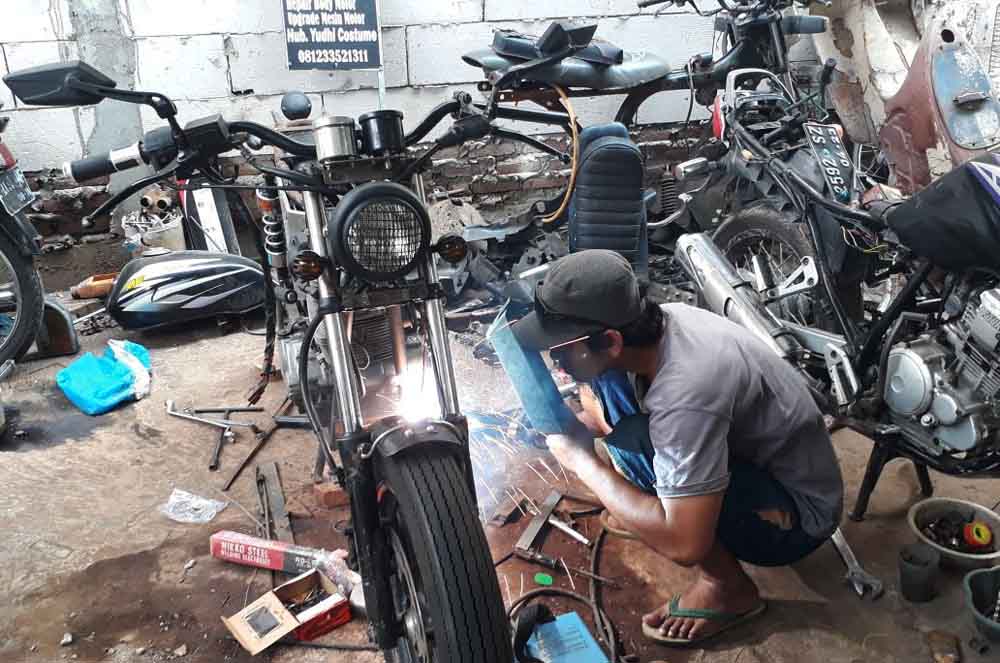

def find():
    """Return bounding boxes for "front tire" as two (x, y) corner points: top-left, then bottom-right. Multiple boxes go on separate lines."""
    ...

(0, 231), (43, 363)
(377, 448), (511, 663)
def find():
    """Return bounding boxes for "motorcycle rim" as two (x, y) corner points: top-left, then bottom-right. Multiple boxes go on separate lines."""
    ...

(725, 231), (823, 327)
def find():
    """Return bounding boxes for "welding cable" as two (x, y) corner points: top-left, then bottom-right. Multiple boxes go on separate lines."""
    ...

(588, 526), (625, 662)
(541, 85), (579, 224)
(508, 525), (622, 662)
(508, 587), (619, 661)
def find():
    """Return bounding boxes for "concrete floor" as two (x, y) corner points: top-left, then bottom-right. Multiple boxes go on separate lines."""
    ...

(0, 320), (996, 663)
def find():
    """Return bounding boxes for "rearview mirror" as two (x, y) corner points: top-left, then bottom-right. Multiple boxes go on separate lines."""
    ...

(3, 61), (116, 107)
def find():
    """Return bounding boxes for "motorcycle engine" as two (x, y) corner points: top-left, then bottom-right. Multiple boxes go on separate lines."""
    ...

(884, 289), (1000, 453)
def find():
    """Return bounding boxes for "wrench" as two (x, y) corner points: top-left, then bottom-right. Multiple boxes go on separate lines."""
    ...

(831, 527), (884, 600)
(165, 400), (257, 429)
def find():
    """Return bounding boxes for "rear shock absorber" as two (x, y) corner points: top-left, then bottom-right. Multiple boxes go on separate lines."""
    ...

(256, 180), (295, 303)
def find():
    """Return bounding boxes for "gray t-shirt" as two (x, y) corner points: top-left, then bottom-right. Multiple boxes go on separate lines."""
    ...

(640, 304), (843, 538)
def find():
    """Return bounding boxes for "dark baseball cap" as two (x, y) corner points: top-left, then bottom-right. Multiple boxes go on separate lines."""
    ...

(512, 250), (643, 351)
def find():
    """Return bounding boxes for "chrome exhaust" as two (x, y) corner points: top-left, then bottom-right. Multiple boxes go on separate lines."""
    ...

(674, 233), (802, 359)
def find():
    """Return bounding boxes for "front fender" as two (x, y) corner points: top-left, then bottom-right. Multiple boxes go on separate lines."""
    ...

(0, 209), (42, 256)
(369, 417), (466, 460)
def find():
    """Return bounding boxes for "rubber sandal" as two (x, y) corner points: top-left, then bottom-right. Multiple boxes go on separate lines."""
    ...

(600, 510), (640, 540)
(642, 595), (767, 647)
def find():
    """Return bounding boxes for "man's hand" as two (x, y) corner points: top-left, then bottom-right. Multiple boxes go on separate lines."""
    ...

(545, 433), (597, 473)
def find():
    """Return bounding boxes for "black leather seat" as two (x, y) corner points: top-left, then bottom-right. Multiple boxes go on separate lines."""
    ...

(463, 30), (670, 91)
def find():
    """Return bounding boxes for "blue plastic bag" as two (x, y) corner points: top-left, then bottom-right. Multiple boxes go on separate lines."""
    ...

(57, 340), (152, 415)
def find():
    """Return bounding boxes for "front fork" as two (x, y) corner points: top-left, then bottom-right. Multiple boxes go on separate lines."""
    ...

(300, 184), (474, 649)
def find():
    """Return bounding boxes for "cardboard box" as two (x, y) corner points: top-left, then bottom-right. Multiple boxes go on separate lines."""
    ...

(222, 569), (351, 655)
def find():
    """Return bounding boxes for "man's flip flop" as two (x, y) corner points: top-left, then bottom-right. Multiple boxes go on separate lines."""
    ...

(642, 595), (767, 647)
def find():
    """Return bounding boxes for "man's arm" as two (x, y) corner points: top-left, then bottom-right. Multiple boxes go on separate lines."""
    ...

(550, 437), (723, 566)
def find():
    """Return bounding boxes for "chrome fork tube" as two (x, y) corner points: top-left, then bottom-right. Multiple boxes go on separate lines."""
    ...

(302, 190), (364, 434)
(420, 254), (462, 418)
(412, 173), (461, 418)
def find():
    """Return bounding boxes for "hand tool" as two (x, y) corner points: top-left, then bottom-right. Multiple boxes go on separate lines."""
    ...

(192, 406), (265, 414)
(514, 548), (619, 588)
(831, 527), (884, 599)
(166, 400), (257, 428)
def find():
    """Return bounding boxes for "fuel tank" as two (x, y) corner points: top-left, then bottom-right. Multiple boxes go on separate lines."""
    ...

(106, 250), (264, 330)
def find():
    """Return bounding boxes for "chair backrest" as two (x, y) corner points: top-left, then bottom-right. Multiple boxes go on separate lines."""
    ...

(568, 122), (648, 275)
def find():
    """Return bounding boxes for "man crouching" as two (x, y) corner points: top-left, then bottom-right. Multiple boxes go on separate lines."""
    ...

(512, 250), (843, 646)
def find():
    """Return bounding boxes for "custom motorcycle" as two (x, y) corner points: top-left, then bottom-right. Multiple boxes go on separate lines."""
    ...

(2, 26), (597, 659)
(671, 63), (1000, 521)
(464, 0), (830, 127)
(0, 104), (43, 364)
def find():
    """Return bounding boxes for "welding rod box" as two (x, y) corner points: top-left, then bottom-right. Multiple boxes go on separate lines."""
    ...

(222, 569), (350, 654)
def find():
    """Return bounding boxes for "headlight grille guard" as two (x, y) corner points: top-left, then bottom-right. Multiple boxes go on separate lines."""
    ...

(328, 181), (432, 283)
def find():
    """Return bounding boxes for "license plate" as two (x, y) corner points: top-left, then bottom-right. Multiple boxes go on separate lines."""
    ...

(0, 166), (34, 215)
(804, 123), (854, 204)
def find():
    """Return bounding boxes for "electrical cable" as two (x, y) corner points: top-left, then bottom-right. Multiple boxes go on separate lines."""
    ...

(541, 85), (579, 224)
(298, 308), (340, 476)
(506, 524), (625, 662)
(684, 56), (697, 158)
(230, 193), (278, 406)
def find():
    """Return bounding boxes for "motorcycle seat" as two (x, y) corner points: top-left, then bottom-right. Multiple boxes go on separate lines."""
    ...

(492, 29), (623, 66)
(463, 46), (670, 91)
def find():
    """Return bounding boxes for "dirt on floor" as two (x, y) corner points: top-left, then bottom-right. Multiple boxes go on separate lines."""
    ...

(0, 318), (997, 663)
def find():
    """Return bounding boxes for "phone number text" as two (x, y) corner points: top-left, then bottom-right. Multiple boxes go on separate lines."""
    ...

(296, 48), (371, 64)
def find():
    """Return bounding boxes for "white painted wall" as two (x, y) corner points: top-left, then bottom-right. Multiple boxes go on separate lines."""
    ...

(1, 0), (714, 170)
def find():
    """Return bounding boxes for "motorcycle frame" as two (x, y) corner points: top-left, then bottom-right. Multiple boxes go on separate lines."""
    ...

(482, 2), (803, 124)
(695, 96), (1000, 516)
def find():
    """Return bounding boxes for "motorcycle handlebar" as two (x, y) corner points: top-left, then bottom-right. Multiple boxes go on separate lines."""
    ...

(63, 142), (145, 182)
(637, 0), (671, 8)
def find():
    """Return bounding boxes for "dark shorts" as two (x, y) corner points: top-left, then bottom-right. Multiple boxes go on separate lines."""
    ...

(592, 372), (826, 567)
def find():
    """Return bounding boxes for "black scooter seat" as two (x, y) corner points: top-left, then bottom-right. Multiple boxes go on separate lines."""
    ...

(463, 47), (670, 91)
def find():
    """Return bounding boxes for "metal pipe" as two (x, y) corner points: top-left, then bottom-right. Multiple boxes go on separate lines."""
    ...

(422, 258), (461, 418)
(412, 173), (461, 417)
(302, 190), (364, 434)
(387, 305), (407, 378)
(674, 233), (802, 359)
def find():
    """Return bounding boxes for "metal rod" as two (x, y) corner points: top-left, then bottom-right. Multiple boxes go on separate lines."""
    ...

(422, 266), (462, 418)
(548, 516), (590, 546)
(302, 190), (364, 434)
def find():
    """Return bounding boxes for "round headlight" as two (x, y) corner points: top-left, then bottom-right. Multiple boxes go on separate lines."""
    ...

(329, 182), (431, 281)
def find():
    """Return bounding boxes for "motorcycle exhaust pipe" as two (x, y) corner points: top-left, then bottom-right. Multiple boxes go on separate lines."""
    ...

(675, 233), (802, 359)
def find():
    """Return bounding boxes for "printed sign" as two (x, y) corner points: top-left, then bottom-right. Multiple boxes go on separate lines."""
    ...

(282, 0), (382, 71)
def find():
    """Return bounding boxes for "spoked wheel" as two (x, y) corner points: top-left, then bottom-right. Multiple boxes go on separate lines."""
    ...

(0, 231), (44, 363)
(713, 203), (835, 330)
(377, 448), (511, 663)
